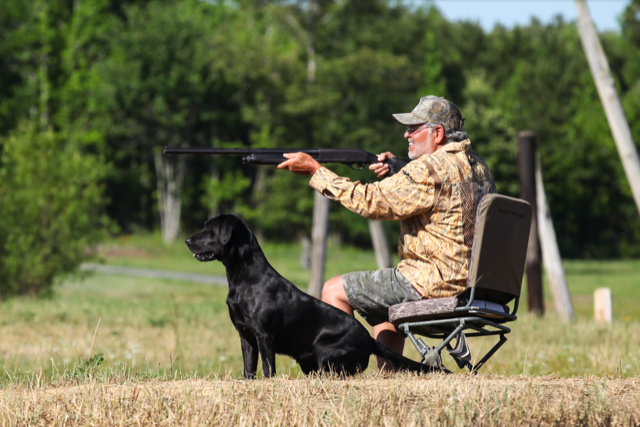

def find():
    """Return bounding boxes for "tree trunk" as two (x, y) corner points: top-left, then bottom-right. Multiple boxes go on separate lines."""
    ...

(300, 236), (311, 270)
(154, 152), (185, 244)
(252, 167), (269, 242)
(208, 166), (219, 219)
(308, 192), (330, 298)
(38, 51), (50, 129)
(575, 0), (640, 216)
(368, 220), (392, 269)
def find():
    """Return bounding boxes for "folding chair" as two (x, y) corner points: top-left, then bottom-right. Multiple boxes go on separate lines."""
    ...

(389, 194), (532, 372)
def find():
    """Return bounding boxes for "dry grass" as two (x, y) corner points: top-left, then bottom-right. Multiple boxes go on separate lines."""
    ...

(1, 241), (639, 425)
(1, 374), (638, 426)
(0, 275), (637, 378)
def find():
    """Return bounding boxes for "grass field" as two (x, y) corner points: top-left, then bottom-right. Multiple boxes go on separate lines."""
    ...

(2, 375), (639, 425)
(1, 233), (639, 425)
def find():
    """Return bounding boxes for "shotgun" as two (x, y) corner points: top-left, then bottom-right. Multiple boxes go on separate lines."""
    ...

(164, 147), (410, 176)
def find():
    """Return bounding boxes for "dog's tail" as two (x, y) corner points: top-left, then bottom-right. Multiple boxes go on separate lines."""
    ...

(371, 339), (444, 373)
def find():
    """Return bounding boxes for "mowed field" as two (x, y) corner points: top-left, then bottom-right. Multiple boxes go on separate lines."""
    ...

(0, 234), (639, 425)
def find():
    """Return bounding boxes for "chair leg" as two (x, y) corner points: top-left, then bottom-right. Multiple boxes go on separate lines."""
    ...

(404, 323), (467, 372)
(400, 322), (509, 373)
(471, 334), (507, 372)
(445, 340), (473, 371)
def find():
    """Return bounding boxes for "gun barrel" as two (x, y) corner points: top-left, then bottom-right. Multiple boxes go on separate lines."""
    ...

(163, 147), (320, 155)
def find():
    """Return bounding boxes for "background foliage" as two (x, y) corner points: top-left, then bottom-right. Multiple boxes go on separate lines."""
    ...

(1, 0), (640, 295)
(0, 123), (107, 296)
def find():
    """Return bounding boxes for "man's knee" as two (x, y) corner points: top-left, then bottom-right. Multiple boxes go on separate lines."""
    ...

(322, 275), (354, 315)
(322, 275), (344, 302)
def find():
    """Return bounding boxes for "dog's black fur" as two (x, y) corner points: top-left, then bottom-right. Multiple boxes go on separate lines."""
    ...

(185, 214), (432, 378)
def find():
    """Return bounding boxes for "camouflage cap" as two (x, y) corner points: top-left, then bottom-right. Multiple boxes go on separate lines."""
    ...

(392, 96), (464, 131)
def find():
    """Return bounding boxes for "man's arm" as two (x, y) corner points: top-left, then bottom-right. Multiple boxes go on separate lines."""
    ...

(278, 152), (437, 221)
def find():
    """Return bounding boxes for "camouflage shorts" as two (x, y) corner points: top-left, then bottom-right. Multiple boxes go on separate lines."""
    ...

(342, 268), (422, 327)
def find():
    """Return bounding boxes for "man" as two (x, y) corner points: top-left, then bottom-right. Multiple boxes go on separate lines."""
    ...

(278, 96), (496, 370)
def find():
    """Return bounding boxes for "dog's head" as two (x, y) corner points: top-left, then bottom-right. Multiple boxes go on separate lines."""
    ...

(185, 214), (251, 262)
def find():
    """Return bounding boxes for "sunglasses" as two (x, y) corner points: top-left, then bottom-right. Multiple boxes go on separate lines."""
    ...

(406, 124), (429, 135)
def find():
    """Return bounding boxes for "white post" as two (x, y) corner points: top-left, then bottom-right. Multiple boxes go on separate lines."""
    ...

(535, 159), (574, 322)
(575, 0), (640, 216)
(594, 287), (612, 323)
(368, 220), (392, 270)
(308, 192), (330, 298)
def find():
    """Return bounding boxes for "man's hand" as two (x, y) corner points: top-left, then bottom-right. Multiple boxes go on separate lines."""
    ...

(277, 152), (322, 176)
(368, 152), (396, 178)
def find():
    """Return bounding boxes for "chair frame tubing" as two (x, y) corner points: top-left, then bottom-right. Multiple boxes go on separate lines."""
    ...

(397, 288), (520, 372)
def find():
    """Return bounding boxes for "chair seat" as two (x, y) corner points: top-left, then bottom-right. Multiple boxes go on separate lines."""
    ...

(389, 297), (512, 326)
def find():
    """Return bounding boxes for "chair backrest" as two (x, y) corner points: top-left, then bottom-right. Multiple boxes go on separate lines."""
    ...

(465, 194), (532, 304)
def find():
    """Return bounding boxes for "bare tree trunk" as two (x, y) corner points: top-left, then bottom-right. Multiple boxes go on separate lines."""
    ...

(575, 0), (640, 216)
(368, 220), (392, 269)
(300, 236), (311, 270)
(38, 52), (50, 129)
(252, 167), (269, 242)
(308, 192), (330, 298)
(154, 152), (186, 244)
(535, 158), (574, 322)
(208, 163), (219, 219)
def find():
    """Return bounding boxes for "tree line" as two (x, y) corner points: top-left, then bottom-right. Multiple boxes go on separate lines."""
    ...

(1, 0), (639, 297)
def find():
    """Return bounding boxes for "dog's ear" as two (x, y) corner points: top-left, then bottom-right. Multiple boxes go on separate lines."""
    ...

(217, 215), (236, 246)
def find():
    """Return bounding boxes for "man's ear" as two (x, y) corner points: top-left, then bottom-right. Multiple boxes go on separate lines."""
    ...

(218, 215), (236, 246)
(434, 125), (446, 144)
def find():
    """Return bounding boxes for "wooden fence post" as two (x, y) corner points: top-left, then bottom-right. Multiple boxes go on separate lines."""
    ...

(535, 158), (574, 322)
(368, 220), (392, 270)
(308, 192), (330, 298)
(518, 131), (544, 315)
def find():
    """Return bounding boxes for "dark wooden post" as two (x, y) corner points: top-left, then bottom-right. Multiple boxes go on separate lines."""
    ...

(517, 131), (544, 315)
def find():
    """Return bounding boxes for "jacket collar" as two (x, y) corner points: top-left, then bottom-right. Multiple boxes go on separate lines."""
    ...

(443, 139), (471, 152)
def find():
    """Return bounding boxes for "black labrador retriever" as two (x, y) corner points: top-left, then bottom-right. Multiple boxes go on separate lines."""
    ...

(185, 214), (432, 378)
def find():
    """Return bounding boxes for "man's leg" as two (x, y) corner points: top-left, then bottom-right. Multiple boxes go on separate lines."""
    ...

(321, 275), (353, 316)
(373, 322), (405, 371)
(322, 275), (404, 372)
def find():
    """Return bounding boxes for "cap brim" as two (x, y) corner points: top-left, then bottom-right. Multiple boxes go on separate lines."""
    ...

(392, 113), (425, 126)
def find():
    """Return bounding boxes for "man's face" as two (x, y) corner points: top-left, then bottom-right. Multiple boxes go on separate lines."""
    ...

(405, 124), (441, 159)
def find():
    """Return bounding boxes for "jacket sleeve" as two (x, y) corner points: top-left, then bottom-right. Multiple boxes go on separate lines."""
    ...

(309, 159), (439, 220)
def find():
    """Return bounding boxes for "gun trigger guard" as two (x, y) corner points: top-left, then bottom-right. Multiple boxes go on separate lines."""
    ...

(350, 163), (365, 171)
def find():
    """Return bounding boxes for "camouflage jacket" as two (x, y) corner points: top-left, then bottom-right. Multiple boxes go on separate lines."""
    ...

(309, 139), (496, 298)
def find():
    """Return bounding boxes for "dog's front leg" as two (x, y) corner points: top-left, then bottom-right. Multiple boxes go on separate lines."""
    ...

(239, 332), (259, 379)
(256, 335), (276, 378)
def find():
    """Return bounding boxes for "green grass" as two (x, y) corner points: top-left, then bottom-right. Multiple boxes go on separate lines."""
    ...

(97, 232), (640, 320)
(93, 232), (385, 290)
(0, 233), (638, 383)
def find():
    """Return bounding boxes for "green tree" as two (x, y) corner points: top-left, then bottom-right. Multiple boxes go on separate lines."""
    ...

(71, 0), (239, 242)
(461, 17), (640, 257)
(0, 123), (108, 297)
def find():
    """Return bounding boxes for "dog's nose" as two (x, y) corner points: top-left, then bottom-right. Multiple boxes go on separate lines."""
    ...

(185, 238), (191, 245)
